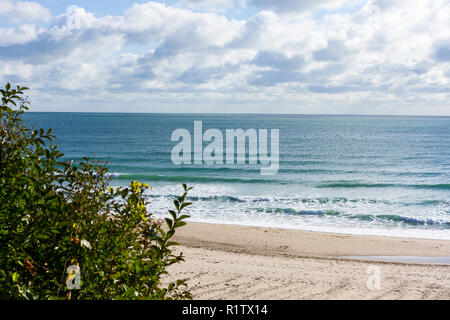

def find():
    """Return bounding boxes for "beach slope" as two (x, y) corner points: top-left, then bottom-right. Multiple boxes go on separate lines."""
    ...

(167, 222), (450, 299)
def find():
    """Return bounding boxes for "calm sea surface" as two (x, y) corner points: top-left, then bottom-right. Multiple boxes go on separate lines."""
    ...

(24, 113), (450, 239)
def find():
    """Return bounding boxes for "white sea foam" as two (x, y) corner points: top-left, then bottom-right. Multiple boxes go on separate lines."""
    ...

(144, 182), (450, 240)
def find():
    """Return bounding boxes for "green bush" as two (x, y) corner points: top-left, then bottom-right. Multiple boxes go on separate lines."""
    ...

(0, 83), (192, 300)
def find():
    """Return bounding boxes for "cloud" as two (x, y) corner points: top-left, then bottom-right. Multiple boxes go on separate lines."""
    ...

(252, 51), (305, 70)
(0, 24), (38, 46)
(433, 43), (450, 62)
(248, 70), (307, 86)
(177, 64), (241, 83)
(177, 0), (246, 12)
(249, 0), (345, 13)
(0, 0), (51, 23)
(313, 40), (349, 61)
(307, 84), (368, 93)
(0, 0), (449, 114)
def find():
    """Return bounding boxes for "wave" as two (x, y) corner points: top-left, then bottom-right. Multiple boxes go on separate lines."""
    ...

(147, 194), (398, 205)
(261, 208), (450, 228)
(418, 200), (450, 206)
(111, 173), (286, 184)
(106, 166), (444, 178)
(318, 182), (394, 188)
(108, 166), (358, 175)
(413, 184), (450, 190)
(349, 214), (450, 227)
(146, 194), (450, 210)
(318, 182), (450, 190)
(108, 171), (450, 190)
(147, 191), (450, 227)
(186, 195), (247, 203)
(106, 172), (123, 178)
(146, 192), (450, 229)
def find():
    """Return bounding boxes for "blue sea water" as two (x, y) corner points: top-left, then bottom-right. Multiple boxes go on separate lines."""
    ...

(24, 113), (450, 239)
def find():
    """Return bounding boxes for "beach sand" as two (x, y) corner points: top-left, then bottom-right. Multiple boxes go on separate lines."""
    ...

(166, 222), (450, 299)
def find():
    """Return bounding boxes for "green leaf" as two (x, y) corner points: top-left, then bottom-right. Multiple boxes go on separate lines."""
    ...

(180, 202), (192, 210)
(168, 210), (177, 220)
(174, 221), (187, 228)
(165, 218), (173, 229)
(36, 233), (50, 240)
(12, 272), (20, 282)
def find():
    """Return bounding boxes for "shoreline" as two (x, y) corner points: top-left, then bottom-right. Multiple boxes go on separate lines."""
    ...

(166, 222), (450, 299)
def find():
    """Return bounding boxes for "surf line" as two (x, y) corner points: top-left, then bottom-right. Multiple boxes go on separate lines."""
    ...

(171, 120), (279, 175)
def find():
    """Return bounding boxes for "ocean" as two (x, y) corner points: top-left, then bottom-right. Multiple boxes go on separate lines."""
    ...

(24, 113), (450, 240)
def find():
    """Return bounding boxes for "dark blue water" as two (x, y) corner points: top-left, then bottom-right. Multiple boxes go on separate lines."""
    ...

(24, 113), (450, 239)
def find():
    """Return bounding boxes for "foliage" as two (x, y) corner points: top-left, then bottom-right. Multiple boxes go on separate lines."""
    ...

(0, 83), (192, 300)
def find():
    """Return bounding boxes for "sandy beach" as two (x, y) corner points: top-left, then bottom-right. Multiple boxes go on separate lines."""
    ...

(167, 222), (450, 299)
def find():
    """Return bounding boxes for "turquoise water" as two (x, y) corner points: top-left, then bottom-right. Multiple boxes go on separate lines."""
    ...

(24, 113), (450, 239)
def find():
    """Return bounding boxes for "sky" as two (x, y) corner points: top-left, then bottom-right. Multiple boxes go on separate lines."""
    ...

(0, 0), (449, 115)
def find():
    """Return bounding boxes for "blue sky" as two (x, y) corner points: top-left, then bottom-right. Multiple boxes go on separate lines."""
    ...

(0, 0), (449, 114)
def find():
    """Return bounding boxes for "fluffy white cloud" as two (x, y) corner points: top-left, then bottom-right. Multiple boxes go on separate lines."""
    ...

(178, 0), (246, 12)
(0, 0), (51, 23)
(249, 0), (349, 13)
(0, 24), (38, 46)
(0, 0), (449, 114)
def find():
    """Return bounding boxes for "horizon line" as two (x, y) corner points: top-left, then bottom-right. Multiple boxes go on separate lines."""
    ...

(26, 111), (450, 117)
